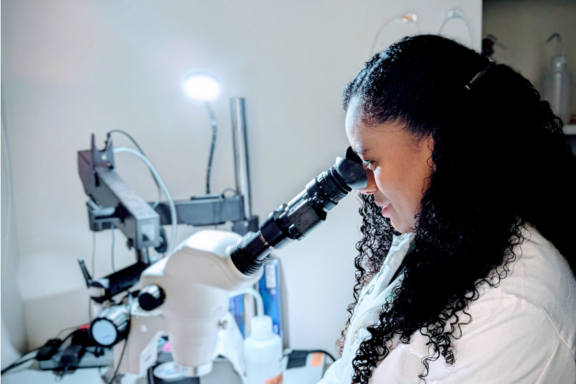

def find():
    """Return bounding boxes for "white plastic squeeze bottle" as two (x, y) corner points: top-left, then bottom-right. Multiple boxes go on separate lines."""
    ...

(244, 315), (283, 384)
(543, 33), (573, 124)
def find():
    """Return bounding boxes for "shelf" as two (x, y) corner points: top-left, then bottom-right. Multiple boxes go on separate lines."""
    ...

(564, 125), (576, 135)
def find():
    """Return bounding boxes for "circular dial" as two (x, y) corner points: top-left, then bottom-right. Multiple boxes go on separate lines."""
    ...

(138, 285), (166, 311)
(90, 306), (129, 347)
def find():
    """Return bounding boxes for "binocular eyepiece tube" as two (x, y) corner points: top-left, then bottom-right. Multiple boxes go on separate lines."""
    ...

(231, 147), (367, 275)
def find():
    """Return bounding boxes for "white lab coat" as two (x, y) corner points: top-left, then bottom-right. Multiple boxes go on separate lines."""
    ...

(319, 226), (576, 384)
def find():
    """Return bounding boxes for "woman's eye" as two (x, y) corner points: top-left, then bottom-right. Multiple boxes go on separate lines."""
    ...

(362, 160), (374, 170)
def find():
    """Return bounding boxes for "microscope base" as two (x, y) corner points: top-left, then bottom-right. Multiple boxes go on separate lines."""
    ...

(148, 358), (243, 384)
(175, 361), (213, 377)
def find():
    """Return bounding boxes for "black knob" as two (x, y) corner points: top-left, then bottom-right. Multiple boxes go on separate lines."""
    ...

(90, 306), (129, 347)
(138, 285), (166, 311)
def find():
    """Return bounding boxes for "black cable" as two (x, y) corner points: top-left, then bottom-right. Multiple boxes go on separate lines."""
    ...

(107, 129), (162, 208)
(60, 330), (77, 346)
(282, 349), (337, 364)
(204, 102), (218, 194)
(1, 328), (87, 375)
(55, 364), (70, 379)
(84, 346), (104, 358)
(90, 231), (96, 321)
(147, 364), (155, 384)
(56, 326), (81, 340)
(1, 355), (37, 375)
(110, 223), (115, 272)
(91, 231), (96, 280)
(108, 334), (129, 384)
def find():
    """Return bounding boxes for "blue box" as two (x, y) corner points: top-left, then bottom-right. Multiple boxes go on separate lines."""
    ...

(258, 257), (283, 337)
(229, 294), (246, 337)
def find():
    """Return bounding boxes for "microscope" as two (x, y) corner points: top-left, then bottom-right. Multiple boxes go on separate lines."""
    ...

(77, 98), (367, 382)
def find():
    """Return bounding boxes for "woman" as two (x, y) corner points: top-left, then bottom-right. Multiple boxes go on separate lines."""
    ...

(320, 35), (576, 383)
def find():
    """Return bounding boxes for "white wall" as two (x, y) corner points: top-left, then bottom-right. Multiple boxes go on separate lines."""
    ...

(1, 122), (28, 367)
(2, 0), (480, 355)
(483, 0), (576, 115)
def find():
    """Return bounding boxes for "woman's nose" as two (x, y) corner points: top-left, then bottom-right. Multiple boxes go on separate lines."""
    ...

(359, 169), (377, 195)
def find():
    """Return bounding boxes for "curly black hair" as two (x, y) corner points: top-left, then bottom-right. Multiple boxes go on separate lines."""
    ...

(339, 35), (576, 383)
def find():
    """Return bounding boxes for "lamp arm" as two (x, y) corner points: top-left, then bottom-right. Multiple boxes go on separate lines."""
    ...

(204, 101), (218, 194)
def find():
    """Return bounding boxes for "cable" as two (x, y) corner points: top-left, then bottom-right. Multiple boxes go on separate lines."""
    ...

(113, 147), (178, 256)
(369, 12), (419, 57)
(84, 346), (104, 358)
(55, 326), (81, 340)
(52, 330), (86, 379)
(60, 330), (76, 345)
(204, 101), (218, 194)
(438, 8), (473, 49)
(91, 231), (96, 279)
(282, 349), (337, 366)
(1, 355), (37, 375)
(1, 328), (90, 375)
(108, 130), (146, 156)
(108, 335), (129, 384)
(90, 231), (96, 321)
(107, 130), (162, 208)
(1, 349), (40, 375)
(2, 87), (16, 275)
(110, 223), (116, 272)
(230, 288), (264, 317)
(221, 188), (238, 197)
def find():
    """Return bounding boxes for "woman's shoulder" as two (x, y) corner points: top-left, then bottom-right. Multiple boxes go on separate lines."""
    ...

(404, 229), (576, 381)
(413, 294), (576, 383)
(473, 224), (576, 356)
(500, 225), (576, 312)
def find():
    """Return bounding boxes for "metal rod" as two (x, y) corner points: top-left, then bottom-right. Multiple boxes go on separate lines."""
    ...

(137, 248), (150, 264)
(230, 98), (253, 220)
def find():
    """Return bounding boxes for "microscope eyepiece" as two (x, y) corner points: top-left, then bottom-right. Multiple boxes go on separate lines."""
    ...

(231, 147), (367, 275)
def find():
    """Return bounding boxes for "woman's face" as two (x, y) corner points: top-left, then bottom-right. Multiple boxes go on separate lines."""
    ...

(345, 97), (434, 233)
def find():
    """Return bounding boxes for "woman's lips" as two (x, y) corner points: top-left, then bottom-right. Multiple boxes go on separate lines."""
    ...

(381, 204), (390, 217)
(377, 203), (391, 217)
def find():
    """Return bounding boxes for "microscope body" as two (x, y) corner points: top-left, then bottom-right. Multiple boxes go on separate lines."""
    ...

(133, 230), (262, 377)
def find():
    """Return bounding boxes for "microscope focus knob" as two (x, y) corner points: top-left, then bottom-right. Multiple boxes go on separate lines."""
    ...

(90, 306), (129, 347)
(138, 285), (166, 311)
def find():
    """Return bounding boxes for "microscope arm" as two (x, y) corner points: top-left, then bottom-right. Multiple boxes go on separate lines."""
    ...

(78, 134), (259, 303)
(78, 135), (162, 251)
(79, 135), (257, 243)
(153, 195), (258, 233)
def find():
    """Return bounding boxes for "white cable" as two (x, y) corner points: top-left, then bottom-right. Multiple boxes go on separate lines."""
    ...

(438, 8), (473, 49)
(107, 130), (163, 209)
(1, 95), (15, 257)
(369, 12), (419, 57)
(230, 288), (264, 317)
(113, 147), (178, 256)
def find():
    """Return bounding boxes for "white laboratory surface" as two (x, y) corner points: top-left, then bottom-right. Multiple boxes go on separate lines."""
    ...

(2, 352), (328, 384)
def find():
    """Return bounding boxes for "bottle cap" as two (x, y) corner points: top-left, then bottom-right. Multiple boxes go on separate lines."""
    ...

(551, 55), (567, 71)
(250, 315), (274, 340)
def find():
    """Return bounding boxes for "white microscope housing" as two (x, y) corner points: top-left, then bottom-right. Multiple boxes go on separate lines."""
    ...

(138, 229), (262, 376)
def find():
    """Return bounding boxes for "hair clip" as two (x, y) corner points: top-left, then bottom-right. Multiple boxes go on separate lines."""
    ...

(465, 59), (495, 90)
